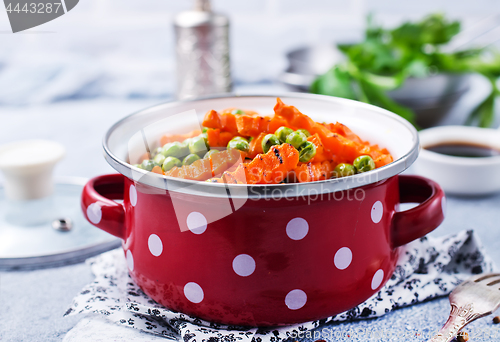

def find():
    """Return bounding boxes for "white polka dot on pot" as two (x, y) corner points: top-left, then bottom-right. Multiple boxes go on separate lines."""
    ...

(285, 289), (307, 310)
(148, 234), (163, 257)
(87, 203), (102, 224)
(126, 250), (134, 271)
(187, 212), (207, 235)
(129, 184), (137, 207)
(184, 282), (204, 303)
(371, 269), (384, 290)
(371, 201), (383, 224)
(286, 217), (309, 240)
(232, 254), (256, 277)
(334, 247), (352, 270)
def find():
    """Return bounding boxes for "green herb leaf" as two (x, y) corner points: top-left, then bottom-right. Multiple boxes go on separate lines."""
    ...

(310, 65), (357, 100)
(311, 13), (500, 128)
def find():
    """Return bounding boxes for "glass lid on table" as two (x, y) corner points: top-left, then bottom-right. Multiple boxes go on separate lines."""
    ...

(112, 97), (395, 187)
(0, 140), (120, 270)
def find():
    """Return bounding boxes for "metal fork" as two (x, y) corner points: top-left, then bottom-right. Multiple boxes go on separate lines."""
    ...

(428, 273), (500, 342)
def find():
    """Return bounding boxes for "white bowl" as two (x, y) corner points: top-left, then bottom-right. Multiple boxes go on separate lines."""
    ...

(413, 126), (500, 195)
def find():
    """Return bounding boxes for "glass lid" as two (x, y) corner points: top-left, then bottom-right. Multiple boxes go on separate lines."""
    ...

(103, 93), (419, 198)
(0, 178), (120, 270)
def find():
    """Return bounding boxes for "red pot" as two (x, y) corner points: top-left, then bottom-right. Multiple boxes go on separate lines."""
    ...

(81, 94), (445, 326)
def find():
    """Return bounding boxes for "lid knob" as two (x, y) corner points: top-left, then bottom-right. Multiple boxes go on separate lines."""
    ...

(0, 140), (65, 201)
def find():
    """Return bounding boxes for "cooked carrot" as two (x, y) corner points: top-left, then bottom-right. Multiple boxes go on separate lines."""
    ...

(211, 143), (299, 184)
(373, 154), (393, 168)
(210, 149), (242, 177)
(235, 115), (289, 137)
(165, 158), (211, 181)
(151, 166), (163, 175)
(206, 128), (236, 148)
(184, 158), (213, 180)
(203, 110), (221, 129)
(220, 113), (239, 135)
(248, 132), (266, 158)
(220, 108), (260, 116)
(202, 110), (239, 134)
(222, 164), (248, 184)
(206, 128), (219, 147)
(322, 122), (364, 144)
(203, 107), (289, 138)
(166, 149), (242, 181)
(247, 143), (299, 184)
(166, 166), (180, 177)
(219, 132), (235, 146)
(289, 161), (333, 183)
(307, 134), (332, 163)
(274, 98), (393, 168)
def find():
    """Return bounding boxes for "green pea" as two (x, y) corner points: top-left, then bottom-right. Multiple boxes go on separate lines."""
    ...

(182, 153), (200, 166)
(261, 134), (280, 154)
(230, 136), (247, 142)
(334, 163), (356, 178)
(151, 147), (163, 158)
(353, 155), (375, 173)
(202, 127), (208, 133)
(275, 126), (294, 143)
(248, 137), (254, 142)
(162, 156), (182, 172)
(141, 160), (155, 171)
(286, 131), (308, 149)
(204, 149), (219, 159)
(296, 129), (311, 137)
(298, 141), (316, 163)
(189, 135), (208, 155)
(227, 138), (250, 153)
(231, 109), (245, 115)
(162, 141), (189, 158)
(153, 154), (166, 166)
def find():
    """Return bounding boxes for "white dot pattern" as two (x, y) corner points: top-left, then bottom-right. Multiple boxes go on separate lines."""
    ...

(286, 218), (309, 240)
(285, 289), (307, 310)
(143, 204), (392, 305)
(148, 234), (163, 257)
(187, 212), (207, 235)
(371, 269), (384, 290)
(87, 203), (102, 224)
(126, 250), (134, 271)
(232, 254), (256, 277)
(371, 201), (383, 224)
(184, 282), (204, 303)
(129, 184), (137, 207)
(334, 247), (352, 270)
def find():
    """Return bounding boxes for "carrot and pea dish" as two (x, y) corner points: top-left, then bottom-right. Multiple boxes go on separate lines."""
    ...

(134, 98), (393, 184)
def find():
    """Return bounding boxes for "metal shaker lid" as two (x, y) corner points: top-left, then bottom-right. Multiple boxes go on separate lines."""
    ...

(174, 0), (228, 28)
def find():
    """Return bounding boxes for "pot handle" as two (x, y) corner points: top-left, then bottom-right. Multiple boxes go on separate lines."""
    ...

(391, 175), (445, 248)
(81, 174), (126, 240)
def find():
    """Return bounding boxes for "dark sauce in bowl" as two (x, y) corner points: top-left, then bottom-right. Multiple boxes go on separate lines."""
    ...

(425, 142), (500, 158)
